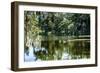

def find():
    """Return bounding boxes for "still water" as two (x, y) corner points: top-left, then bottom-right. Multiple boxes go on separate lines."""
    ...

(24, 37), (90, 62)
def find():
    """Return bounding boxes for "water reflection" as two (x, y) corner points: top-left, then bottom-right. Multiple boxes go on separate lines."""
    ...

(24, 37), (90, 62)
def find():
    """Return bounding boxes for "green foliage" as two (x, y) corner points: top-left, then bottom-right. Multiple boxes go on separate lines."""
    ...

(24, 11), (90, 60)
(24, 11), (90, 47)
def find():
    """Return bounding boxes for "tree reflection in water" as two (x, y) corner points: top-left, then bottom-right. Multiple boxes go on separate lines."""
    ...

(40, 40), (90, 60)
(24, 36), (90, 62)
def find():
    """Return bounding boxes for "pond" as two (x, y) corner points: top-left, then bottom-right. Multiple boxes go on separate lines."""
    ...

(24, 36), (90, 62)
